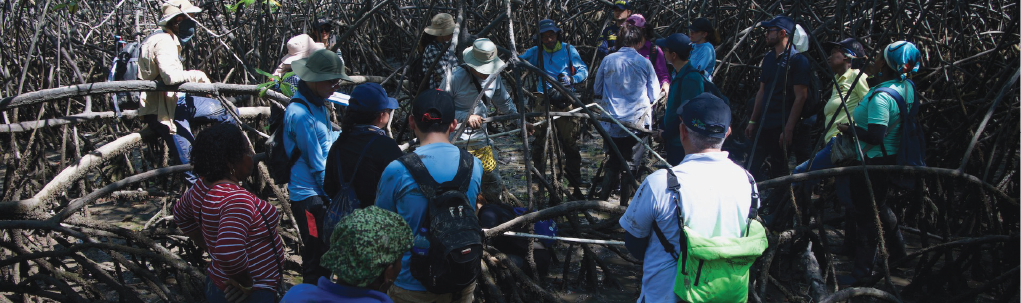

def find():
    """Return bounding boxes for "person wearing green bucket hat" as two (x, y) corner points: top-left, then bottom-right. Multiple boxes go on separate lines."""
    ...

(280, 206), (413, 302)
(284, 48), (351, 286)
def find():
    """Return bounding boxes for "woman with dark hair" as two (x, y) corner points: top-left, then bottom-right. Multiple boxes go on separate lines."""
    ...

(173, 124), (284, 303)
(417, 13), (458, 90)
(625, 14), (670, 97)
(688, 18), (720, 80)
(592, 22), (660, 203)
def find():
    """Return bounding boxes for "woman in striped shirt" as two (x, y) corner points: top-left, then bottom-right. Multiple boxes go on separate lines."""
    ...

(174, 124), (285, 303)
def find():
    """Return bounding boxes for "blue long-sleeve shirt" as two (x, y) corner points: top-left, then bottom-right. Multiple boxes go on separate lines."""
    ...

(519, 42), (589, 93)
(283, 82), (339, 201)
(593, 47), (659, 138)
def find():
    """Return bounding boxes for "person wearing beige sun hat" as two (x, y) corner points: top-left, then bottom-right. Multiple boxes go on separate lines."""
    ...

(415, 13), (458, 91)
(283, 48), (351, 287)
(273, 34), (325, 77)
(139, 0), (221, 184)
(439, 38), (521, 204)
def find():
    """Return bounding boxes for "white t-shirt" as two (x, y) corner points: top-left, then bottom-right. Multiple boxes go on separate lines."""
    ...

(619, 152), (755, 303)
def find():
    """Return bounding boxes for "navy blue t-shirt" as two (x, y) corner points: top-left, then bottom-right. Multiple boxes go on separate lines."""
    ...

(758, 48), (810, 129)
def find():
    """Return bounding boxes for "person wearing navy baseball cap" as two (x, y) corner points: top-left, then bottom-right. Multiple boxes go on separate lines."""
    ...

(655, 33), (706, 165)
(621, 92), (768, 303)
(597, 0), (632, 56)
(745, 14), (812, 182)
(324, 82), (403, 212)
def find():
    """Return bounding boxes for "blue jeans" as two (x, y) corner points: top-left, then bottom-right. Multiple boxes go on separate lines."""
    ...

(792, 136), (837, 175)
(204, 277), (276, 303)
(144, 95), (236, 183)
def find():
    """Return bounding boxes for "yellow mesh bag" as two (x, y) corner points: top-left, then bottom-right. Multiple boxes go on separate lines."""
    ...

(468, 145), (497, 173)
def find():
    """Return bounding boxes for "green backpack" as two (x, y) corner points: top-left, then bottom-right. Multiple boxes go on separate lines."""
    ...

(651, 169), (769, 303)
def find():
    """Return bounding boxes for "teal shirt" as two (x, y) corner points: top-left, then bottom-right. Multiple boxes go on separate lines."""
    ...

(662, 62), (705, 147)
(852, 79), (915, 159)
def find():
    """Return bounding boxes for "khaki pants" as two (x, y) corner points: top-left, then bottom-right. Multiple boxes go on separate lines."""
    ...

(530, 98), (583, 189)
(387, 283), (476, 303)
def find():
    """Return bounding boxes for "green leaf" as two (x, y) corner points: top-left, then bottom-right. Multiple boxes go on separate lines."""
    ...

(254, 68), (275, 80)
(281, 83), (294, 97)
(282, 71), (295, 79)
(258, 86), (268, 98)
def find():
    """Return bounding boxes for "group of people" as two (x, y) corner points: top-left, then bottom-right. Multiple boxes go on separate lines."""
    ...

(143, 0), (925, 301)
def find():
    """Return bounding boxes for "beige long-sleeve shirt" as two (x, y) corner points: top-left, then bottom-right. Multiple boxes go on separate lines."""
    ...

(137, 29), (209, 132)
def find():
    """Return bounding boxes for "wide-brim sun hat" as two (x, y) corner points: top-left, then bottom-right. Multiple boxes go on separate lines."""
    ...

(462, 38), (505, 75)
(424, 13), (455, 36)
(158, 0), (202, 26)
(292, 49), (352, 82)
(281, 34), (325, 65)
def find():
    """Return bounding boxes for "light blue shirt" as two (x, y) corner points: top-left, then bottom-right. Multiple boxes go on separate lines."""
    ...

(593, 47), (660, 138)
(689, 42), (716, 81)
(374, 143), (483, 291)
(519, 42), (589, 93)
(619, 152), (753, 303)
(440, 66), (518, 123)
(283, 88), (339, 201)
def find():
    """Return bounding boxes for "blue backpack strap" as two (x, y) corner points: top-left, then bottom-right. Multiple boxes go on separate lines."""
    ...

(873, 86), (907, 157)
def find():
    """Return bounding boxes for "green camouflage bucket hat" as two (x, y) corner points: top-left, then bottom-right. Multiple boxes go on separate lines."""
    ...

(321, 206), (412, 287)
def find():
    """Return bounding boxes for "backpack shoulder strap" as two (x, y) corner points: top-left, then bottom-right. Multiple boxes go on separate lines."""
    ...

(341, 135), (380, 184)
(396, 152), (441, 200)
(650, 168), (689, 273)
(286, 98), (315, 165)
(742, 169), (760, 237)
(448, 149), (476, 193)
(871, 87), (904, 158)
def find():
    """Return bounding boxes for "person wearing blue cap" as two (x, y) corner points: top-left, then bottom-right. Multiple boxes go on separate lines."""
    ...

(654, 33), (705, 165)
(324, 83), (402, 210)
(596, 0), (632, 56)
(744, 15), (812, 182)
(440, 38), (520, 203)
(835, 41), (920, 283)
(592, 22), (660, 203)
(519, 18), (589, 199)
(620, 93), (759, 302)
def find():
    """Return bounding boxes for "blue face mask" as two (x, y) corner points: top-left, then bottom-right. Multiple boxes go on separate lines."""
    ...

(177, 17), (197, 45)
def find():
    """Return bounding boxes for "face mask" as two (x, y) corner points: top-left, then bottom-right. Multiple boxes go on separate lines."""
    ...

(177, 18), (197, 45)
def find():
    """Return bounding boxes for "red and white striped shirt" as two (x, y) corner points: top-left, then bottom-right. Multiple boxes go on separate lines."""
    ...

(173, 179), (285, 291)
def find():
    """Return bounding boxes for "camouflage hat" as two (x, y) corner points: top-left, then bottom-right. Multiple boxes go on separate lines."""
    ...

(321, 206), (412, 287)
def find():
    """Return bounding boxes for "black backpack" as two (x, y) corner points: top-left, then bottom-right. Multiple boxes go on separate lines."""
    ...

(398, 149), (483, 294)
(266, 99), (311, 185)
(109, 38), (142, 113)
(321, 135), (379, 244)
